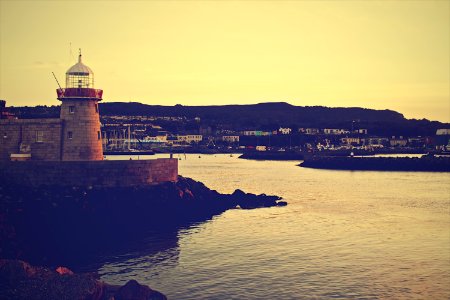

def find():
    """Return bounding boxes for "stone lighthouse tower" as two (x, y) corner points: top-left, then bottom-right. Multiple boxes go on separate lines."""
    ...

(57, 50), (104, 161)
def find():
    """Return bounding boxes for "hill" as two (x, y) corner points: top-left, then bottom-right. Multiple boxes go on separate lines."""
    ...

(7, 102), (449, 136)
(97, 102), (446, 136)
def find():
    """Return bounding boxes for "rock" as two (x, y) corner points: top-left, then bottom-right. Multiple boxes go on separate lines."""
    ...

(0, 259), (102, 300)
(232, 189), (246, 197)
(0, 175), (284, 263)
(115, 279), (167, 300)
(0, 259), (167, 300)
(232, 191), (282, 209)
(56, 266), (74, 275)
(277, 201), (288, 206)
(0, 259), (38, 283)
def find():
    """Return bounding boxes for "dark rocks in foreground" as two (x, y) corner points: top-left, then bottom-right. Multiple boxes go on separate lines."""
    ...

(0, 259), (166, 300)
(0, 176), (284, 266)
(300, 155), (450, 172)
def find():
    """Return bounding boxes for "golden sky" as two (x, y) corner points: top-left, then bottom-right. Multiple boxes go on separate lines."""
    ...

(0, 0), (449, 122)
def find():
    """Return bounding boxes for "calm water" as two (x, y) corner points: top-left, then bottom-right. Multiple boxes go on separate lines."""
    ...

(101, 154), (450, 299)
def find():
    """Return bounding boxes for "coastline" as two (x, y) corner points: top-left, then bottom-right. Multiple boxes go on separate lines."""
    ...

(0, 175), (284, 266)
(0, 173), (285, 298)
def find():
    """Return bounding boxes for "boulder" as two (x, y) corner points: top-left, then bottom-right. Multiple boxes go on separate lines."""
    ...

(230, 189), (283, 209)
(55, 266), (74, 275)
(115, 280), (167, 300)
(0, 259), (39, 283)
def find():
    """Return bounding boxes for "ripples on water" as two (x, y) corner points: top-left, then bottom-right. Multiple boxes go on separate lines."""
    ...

(100, 154), (450, 299)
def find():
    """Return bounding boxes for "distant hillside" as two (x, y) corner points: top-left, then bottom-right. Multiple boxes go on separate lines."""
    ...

(7, 102), (449, 136)
(100, 101), (404, 124)
(98, 102), (446, 136)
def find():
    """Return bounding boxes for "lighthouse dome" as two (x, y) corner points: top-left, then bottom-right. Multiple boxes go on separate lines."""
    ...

(65, 50), (95, 88)
(66, 53), (93, 76)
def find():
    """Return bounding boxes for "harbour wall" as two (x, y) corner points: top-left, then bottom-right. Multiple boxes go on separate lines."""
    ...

(0, 158), (178, 187)
(0, 119), (63, 161)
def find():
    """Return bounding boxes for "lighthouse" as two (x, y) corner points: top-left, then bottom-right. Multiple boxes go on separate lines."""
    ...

(57, 50), (104, 161)
(1, 51), (177, 186)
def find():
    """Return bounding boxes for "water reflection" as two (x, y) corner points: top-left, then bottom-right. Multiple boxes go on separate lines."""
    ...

(99, 154), (450, 299)
(94, 229), (181, 281)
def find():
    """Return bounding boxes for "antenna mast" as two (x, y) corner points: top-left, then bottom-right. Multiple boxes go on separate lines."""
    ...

(52, 72), (63, 90)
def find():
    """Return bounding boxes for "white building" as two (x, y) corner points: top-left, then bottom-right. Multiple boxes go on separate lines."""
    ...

(390, 136), (408, 147)
(305, 128), (320, 135)
(436, 129), (450, 135)
(242, 130), (256, 136)
(144, 135), (167, 143)
(279, 127), (292, 135)
(222, 135), (240, 143)
(323, 129), (349, 135)
(177, 134), (203, 144)
(363, 137), (389, 146)
(354, 129), (368, 135)
(341, 137), (361, 145)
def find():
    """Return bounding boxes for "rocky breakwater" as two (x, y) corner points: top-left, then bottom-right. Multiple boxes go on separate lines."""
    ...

(0, 259), (166, 300)
(0, 175), (285, 265)
(300, 155), (450, 172)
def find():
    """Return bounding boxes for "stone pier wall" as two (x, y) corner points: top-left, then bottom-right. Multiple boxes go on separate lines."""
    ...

(0, 119), (63, 161)
(0, 158), (178, 187)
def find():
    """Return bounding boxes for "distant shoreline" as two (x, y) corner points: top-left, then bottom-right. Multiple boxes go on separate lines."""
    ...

(103, 147), (434, 160)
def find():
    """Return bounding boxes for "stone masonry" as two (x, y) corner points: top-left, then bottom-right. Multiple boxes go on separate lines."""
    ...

(0, 158), (178, 187)
(60, 99), (103, 161)
(0, 119), (63, 161)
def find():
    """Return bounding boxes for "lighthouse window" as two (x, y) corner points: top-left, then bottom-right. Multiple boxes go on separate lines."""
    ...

(67, 131), (73, 139)
(95, 104), (98, 113)
(36, 130), (44, 142)
(3, 132), (7, 138)
(97, 131), (101, 140)
(69, 106), (75, 114)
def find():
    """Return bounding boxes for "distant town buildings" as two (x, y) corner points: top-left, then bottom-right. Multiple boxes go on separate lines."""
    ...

(390, 136), (408, 147)
(95, 114), (449, 153)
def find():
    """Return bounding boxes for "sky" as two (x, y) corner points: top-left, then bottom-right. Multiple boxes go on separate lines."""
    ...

(0, 0), (449, 122)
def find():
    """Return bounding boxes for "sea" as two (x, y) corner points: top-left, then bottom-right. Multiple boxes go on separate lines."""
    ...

(97, 154), (450, 299)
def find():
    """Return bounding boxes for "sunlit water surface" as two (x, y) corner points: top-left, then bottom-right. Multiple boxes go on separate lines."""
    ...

(100, 154), (450, 299)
